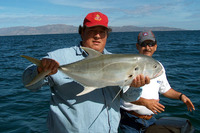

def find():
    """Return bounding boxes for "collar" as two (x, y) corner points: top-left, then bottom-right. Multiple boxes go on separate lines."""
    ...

(76, 42), (110, 56)
(75, 43), (85, 55)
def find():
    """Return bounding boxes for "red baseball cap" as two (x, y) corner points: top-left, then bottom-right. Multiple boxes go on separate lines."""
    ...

(83, 12), (108, 28)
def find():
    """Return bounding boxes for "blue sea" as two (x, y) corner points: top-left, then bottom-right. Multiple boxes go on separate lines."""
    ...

(0, 31), (200, 133)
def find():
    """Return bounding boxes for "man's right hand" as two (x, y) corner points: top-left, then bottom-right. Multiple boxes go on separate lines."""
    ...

(37, 58), (59, 75)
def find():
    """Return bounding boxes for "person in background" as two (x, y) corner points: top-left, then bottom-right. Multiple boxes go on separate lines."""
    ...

(119, 30), (195, 133)
(22, 12), (150, 133)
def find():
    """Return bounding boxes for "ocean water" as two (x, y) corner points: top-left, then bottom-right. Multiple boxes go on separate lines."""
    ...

(0, 31), (199, 133)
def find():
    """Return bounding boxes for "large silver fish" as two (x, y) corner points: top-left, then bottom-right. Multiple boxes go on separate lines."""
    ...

(21, 47), (163, 96)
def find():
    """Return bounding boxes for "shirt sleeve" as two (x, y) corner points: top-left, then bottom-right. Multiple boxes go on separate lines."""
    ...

(159, 69), (171, 94)
(121, 87), (142, 102)
(22, 64), (48, 91)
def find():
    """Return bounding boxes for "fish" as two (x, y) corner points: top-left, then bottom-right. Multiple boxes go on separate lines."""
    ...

(21, 47), (163, 97)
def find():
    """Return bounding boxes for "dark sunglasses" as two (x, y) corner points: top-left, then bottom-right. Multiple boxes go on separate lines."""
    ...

(140, 41), (156, 47)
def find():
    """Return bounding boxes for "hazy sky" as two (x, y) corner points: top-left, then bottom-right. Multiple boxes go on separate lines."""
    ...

(0, 0), (200, 30)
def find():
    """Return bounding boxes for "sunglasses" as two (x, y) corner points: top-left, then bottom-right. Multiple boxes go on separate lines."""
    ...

(140, 41), (156, 47)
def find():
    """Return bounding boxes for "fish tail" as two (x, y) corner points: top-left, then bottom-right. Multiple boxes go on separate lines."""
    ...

(21, 55), (50, 86)
(21, 55), (41, 66)
(25, 70), (51, 87)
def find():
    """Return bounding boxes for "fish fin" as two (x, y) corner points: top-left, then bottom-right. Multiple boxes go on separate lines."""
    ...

(21, 55), (41, 66)
(121, 76), (134, 93)
(111, 85), (130, 103)
(76, 87), (97, 96)
(111, 78), (133, 103)
(80, 47), (102, 58)
(111, 87), (123, 103)
(122, 86), (130, 93)
(25, 70), (51, 87)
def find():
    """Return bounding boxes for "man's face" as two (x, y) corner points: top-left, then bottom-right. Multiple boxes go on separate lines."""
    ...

(81, 26), (108, 53)
(136, 40), (157, 57)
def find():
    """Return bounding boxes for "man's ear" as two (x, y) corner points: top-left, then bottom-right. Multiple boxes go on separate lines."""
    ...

(136, 43), (140, 50)
(81, 32), (84, 40)
(154, 44), (158, 51)
(78, 25), (84, 40)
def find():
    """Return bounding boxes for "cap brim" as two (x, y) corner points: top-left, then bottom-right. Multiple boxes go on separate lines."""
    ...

(139, 39), (156, 44)
(85, 25), (108, 28)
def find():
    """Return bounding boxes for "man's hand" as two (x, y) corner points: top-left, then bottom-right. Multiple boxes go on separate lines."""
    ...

(131, 97), (165, 114)
(142, 99), (165, 114)
(37, 58), (59, 75)
(131, 74), (150, 88)
(181, 94), (195, 112)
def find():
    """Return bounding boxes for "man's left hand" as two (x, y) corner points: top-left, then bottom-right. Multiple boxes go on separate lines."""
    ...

(131, 74), (150, 88)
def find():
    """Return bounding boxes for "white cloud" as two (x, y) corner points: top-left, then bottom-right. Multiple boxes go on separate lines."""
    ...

(0, 6), (4, 10)
(0, 0), (199, 29)
(48, 0), (113, 9)
(0, 15), (82, 28)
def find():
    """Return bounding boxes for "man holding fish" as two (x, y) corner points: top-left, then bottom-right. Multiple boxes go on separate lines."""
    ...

(22, 12), (157, 133)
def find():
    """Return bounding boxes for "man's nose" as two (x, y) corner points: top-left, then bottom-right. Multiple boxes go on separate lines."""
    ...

(145, 45), (150, 49)
(93, 31), (102, 39)
(94, 31), (101, 36)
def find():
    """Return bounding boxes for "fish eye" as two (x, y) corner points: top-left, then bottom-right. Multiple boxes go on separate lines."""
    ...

(129, 75), (133, 78)
(135, 67), (139, 71)
(154, 64), (157, 68)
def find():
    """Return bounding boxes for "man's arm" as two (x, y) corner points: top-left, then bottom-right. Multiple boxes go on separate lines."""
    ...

(163, 88), (195, 111)
(22, 64), (44, 91)
(131, 97), (165, 114)
(22, 58), (59, 90)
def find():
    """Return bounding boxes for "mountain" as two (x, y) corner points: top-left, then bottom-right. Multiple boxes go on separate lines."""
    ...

(0, 24), (77, 36)
(110, 26), (183, 32)
(0, 24), (184, 36)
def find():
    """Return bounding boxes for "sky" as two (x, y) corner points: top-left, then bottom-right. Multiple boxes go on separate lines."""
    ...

(0, 0), (200, 30)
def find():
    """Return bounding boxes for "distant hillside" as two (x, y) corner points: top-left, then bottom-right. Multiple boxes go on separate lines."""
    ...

(111, 26), (183, 32)
(0, 24), (184, 36)
(0, 24), (77, 36)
